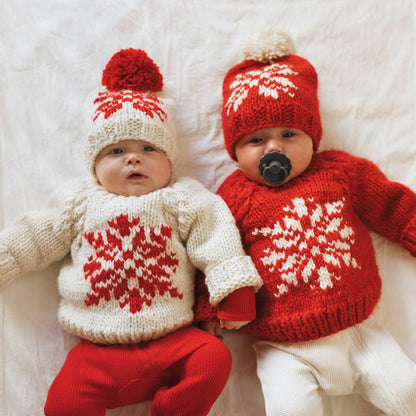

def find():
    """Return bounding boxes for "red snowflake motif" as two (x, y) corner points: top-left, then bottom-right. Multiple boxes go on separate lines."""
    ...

(93, 91), (167, 122)
(252, 197), (360, 297)
(225, 64), (298, 115)
(83, 214), (182, 313)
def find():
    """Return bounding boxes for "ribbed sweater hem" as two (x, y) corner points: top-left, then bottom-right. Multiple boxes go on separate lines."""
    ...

(242, 281), (381, 342)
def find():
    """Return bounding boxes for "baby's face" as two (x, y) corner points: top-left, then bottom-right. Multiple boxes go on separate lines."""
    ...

(234, 127), (314, 186)
(95, 139), (171, 197)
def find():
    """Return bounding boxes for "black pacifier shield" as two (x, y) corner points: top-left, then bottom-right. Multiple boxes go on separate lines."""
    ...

(258, 151), (292, 185)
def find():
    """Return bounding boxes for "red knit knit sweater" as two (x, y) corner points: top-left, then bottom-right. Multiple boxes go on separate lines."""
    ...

(196, 150), (416, 342)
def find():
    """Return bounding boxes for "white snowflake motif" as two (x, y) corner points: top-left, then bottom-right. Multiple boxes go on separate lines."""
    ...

(252, 198), (360, 297)
(225, 64), (298, 115)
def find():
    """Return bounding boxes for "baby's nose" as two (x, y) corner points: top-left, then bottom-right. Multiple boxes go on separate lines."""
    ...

(126, 152), (142, 164)
(265, 138), (283, 153)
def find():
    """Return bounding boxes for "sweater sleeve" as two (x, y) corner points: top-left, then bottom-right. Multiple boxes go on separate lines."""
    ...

(216, 287), (256, 321)
(338, 151), (416, 255)
(193, 270), (217, 322)
(193, 271), (256, 322)
(217, 170), (252, 231)
(400, 217), (416, 255)
(0, 182), (81, 288)
(174, 178), (262, 306)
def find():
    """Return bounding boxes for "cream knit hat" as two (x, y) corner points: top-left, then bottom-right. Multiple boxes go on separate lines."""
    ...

(84, 49), (177, 177)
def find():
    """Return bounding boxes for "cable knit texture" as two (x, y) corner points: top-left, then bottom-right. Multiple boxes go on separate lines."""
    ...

(217, 150), (416, 342)
(0, 177), (262, 344)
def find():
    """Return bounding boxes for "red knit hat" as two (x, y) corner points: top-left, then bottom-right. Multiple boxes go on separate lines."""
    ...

(222, 30), (322, 160)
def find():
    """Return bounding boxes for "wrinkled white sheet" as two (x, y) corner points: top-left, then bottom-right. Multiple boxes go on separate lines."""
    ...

(1, 1), (416, 415)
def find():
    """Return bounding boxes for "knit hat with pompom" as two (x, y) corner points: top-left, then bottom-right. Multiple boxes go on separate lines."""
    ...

(222, 29), (322, 160)
(84, 49), (177, 176)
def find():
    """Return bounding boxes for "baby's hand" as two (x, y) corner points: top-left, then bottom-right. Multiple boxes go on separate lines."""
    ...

(220, 320), (250, 330)
(200, 321), (223, 340)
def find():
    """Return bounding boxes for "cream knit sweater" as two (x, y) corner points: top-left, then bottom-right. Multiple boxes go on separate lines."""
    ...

(0, 177), (262, 344)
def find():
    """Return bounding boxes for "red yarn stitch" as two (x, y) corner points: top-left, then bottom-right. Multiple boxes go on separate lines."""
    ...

(222, 54), (322, 160)
(83, 214), (181, 313)
(102, 48), (163, 92)
(216, 151), (392, 342)
(93, 91), (166, 122)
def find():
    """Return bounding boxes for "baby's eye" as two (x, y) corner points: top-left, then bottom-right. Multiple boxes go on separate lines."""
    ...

(143, 145), (155, 152)
(111, 148), (123, 154)
(282, 132), (296, 139)
(249, 137), (263, 144)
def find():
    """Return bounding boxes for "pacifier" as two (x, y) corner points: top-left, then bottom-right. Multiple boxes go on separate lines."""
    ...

(258, 151), (292, 185)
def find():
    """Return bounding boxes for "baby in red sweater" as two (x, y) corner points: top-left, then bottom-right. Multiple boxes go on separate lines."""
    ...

(197, 29), (416, 415)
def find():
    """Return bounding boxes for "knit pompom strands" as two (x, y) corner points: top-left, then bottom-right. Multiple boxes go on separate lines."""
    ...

(243, 29), (296, 63)
(101, 48), (163, 92)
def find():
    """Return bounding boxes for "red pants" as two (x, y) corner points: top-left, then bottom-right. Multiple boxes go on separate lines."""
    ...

(44, 326), (232, 416)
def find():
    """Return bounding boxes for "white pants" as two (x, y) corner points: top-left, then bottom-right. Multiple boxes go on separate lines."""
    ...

(254, 313), (416, 416)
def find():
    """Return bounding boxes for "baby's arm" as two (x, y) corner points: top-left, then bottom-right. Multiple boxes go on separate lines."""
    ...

(221, 321), (251, 330)
(201, 321), (224, 339)
(176, 178), (262, 315)
(342, 151), (416, 253)
(195, 284), (256, 338)
(0, 184), (77, 288)
(200, 320), (250, 338)
(195, 275), (256, 337)
(187, 198), (261, 304)
(217, 286), (255, 330)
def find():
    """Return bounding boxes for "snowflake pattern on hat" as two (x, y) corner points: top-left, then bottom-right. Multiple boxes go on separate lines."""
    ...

(85, 48), (178, 175)
(93, 90), (167, 122)
(83, 214), (182, 313)
(252, 197), (360, 297)
(225, 64), (298, 116)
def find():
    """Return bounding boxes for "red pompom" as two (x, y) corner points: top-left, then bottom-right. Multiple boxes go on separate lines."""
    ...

(102, 49), (163, 92)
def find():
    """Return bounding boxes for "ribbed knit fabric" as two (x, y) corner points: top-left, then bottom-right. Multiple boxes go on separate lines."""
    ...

(216, 286), (256, 322)
(216, 150), (416, 342)
(0, 177), (262, 344)
(44, 326), (231, 416)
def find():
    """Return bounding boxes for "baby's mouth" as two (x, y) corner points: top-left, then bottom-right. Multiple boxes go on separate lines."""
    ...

(127, 172), (145, 179)
(258, 152), (292, 185)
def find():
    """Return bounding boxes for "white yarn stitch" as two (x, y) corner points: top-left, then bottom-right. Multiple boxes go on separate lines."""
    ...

(0, 177), (262, 344)
(243, 29), (296, 63)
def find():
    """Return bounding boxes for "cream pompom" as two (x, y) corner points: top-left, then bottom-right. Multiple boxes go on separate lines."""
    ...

(242, 29), (296, 63)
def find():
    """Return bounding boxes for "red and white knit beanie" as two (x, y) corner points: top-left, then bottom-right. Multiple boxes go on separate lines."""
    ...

(222, 29), (322, 160)
(84, 49), (177, 176)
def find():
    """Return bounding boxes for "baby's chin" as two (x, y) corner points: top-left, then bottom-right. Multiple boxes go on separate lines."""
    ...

(248, 174), (290, 188)
(105, 185), (158, 198)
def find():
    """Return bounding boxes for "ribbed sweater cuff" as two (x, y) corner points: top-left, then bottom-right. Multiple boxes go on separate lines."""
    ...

(205, 256), (262, 306)
(217, 287), (256, 321)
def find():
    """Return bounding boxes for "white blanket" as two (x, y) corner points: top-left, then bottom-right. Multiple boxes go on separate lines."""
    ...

(1, 1), (416, 415)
